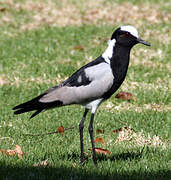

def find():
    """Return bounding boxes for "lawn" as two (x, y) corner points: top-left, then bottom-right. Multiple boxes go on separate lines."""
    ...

(0, 0), (171, 179)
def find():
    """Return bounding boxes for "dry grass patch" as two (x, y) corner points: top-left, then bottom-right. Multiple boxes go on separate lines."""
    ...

(3, 0), (171, 31)
(104, 101), (171, 113)
(121, 79), (170, 92)
(7, 73), (170, 93)
(114, 127), (167, 148)
(131, 48), (171, 69)
(4, 74), (65, 86)
(0, 75), (9, 86)
(143, 26), (171, 44)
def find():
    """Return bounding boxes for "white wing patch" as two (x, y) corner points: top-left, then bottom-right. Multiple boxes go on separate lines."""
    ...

(102, 39), (116, 64)
(120, 25), (139, 38)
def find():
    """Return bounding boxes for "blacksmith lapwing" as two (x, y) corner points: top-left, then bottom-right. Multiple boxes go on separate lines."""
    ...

(13, 25), (150, 165)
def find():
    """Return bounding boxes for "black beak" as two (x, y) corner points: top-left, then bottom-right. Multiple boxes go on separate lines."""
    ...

(137, 38), (151, 46)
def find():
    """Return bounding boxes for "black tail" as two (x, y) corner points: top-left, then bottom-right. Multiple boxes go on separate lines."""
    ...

(13, 93), (63, 119)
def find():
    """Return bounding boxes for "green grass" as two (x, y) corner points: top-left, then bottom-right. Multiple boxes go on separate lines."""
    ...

(0, 0), (171, 179)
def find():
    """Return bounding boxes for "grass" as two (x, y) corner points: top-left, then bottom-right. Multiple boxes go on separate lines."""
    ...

(0, 0), (171, 179)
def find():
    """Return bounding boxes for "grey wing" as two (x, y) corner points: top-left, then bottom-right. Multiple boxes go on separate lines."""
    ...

(39, 62), (114, 105)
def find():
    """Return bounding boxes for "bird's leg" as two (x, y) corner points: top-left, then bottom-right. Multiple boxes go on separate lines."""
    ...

(79, 108), (89, 165)
(88, 113), (97, 166)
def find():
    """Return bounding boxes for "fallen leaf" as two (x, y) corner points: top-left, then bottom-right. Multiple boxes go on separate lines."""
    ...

(15, 145), (23, 160)
(115, 92), (136, 101)
(89, 148), (111, 155)
(34, 159), (48, 167)
(94, 137), (105, 146)
(57, 126), (64, 134)
(0, 8), (6, 12)
(0, 145), (23, 159)
(74, 45), (84, 51)
(0, 148), (16, 156)
(0, 148), (7, 154)
(96, 129), (105, 134)
(6, 149), (16, 156)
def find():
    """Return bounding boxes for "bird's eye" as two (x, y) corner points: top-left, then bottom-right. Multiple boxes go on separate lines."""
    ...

(124, 32), (131, 38)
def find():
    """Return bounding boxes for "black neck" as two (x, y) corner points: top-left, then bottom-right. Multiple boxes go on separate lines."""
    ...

(102, 43), (132, 99)
(110, 43), (131, 83)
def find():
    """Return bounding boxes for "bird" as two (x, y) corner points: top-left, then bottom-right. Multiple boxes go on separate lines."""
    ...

(13, 25), (150, 166)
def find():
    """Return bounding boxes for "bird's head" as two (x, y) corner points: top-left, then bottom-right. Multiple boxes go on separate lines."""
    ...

(111, 25), (150, 48)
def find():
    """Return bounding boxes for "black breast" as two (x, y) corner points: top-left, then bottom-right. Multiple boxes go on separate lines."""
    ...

(102, 43), (131, 99)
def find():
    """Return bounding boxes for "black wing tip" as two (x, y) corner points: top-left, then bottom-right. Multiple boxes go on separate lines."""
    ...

(30, 109), (43, 119)
(13, 111), (19, 115)
(12, 105), (19, 110)
(13, 108), (43, 119)
(12, 103), (26, 110)
(13, 108), (27, 115)
(12, 93), (46, 111)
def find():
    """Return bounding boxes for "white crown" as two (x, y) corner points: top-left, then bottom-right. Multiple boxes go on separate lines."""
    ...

(120, 25), (139, 38)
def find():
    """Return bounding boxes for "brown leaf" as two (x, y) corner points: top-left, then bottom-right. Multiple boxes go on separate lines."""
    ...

(0, 148), (16, 156)
(57, 126), (64, 134)
(15, 145), (23, 160)
(0, 145), (23, 159)
(0, 8), (6, 12)
(96, 129), (105, 134)
(94, 137), (105, 146)
(89, 148), (111, 155)
(115, 92), (136, 101)
(0, 148), (7, 154)
(6, 149), (16, 156)
(34, 159), (48, 167)
(74, 45), (84, 51)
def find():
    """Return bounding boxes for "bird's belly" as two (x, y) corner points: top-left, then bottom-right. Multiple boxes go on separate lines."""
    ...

(83, 98), (104, 113)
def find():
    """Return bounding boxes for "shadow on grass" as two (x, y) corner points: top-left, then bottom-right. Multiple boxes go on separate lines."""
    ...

(0, 152), (170, 180)
(0, 165), (170, 180)
(66, 151), (142, 162)
(99, 151), (142, 162)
